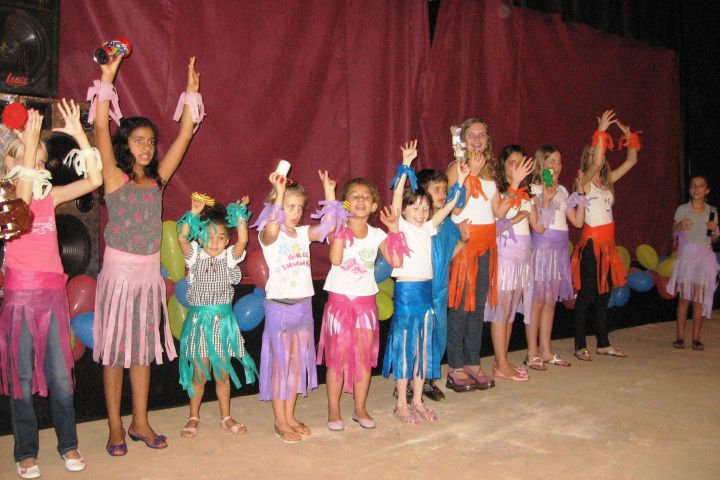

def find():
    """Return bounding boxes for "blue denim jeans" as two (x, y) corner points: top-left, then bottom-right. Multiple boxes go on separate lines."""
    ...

(9, 315), (78, 462)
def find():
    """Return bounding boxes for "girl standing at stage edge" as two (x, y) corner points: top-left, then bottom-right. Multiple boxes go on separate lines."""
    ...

(571, 110), (639, 361)
(668, 176), (718, 351)
(1, 101), (101, 478)
(254, 169), (338, 443)
(90, 55), (204, 455)
(525, 145), (585, 370)
(176, 195), (258, 437)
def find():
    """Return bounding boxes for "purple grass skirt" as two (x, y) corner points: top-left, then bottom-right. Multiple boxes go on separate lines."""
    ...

(0, 269), (74, 399)
(531, 229), (574, 303)
(94, 247), (175, 368)
(316, 293), (379, 394)
(484, 234), (533, 324)
(260, 298), (317, 401)
(667, 242), (719, 318)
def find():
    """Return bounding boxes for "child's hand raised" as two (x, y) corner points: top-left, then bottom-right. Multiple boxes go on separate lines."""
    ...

(400, 139), (418, 166)
(597, 110), (616, 132)
(100, 55), (122, 84)
(190, 197), (206, 215)
(269, 171), (287, 197)
(616, 120), (631, 138)
(510, 156), (533, 188)
(186, 57), (200, 93)
(379, 206), (400, 232)
(456, 161), (470, 187)
(237, 195), (250, 206)
(318, 170), (336, 192)
(52, 99), (83, 139)
(15, 109), (43, 153)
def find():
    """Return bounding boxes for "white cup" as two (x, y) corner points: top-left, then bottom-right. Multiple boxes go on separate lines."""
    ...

(275, 159), (291, 177)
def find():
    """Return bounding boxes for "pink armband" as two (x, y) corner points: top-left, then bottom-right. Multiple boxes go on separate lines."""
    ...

(385, 231), (412, 267)
(173, 92), (206, 133)
(86, 80), (123, 126)
(333, 225), (355, 247)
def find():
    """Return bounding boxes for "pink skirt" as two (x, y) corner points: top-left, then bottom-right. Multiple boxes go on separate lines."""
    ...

(0, 269), (73, 399)
(94, 247), (176, 368)
(667, 242), (719, 318)
(484, 234), (533, 324)
(316, 293), (379, 394)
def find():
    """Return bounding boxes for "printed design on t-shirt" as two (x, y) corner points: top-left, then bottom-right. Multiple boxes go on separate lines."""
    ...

(31, 217), (55, 235)
(339, 247), (375, 276)
(274, 240), (310, 290)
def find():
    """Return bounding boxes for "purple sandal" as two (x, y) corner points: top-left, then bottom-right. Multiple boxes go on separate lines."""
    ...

(128, 426), (168, 449)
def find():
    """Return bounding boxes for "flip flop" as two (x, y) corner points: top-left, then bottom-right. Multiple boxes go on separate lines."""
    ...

(523, 355), (547, 371)
(544, 354), (571, 366)
(596, 346), (627, 357)
(574, 349), (592, 361)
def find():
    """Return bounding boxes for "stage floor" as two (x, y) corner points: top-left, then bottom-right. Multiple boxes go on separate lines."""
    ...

(1, 317), (718, 479)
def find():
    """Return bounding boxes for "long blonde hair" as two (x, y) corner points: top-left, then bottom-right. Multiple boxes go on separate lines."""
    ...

(1, 137), (47, 177)
(531, 144), (559, 185)
(579, 144), (613, 194)
(460, 117), (497, 181)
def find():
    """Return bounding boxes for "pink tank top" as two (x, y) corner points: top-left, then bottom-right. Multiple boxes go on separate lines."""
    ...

(5, 195), (64, 273)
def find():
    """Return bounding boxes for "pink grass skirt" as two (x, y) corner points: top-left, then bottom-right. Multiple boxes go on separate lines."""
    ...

(93, 247), (175, 368)
(0, 269), (73, 399)
(316, 293), (379, 394)
(667, 242), (719, 318)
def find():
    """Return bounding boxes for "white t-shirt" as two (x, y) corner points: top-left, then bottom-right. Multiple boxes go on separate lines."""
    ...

(585, 182), (614, 226)
(530, 183), (569, 231)
(324, 226), (387, 296)
(391, 217), (437, 280)
(259, 225), (314, 299)
(451, 178), (497, 225)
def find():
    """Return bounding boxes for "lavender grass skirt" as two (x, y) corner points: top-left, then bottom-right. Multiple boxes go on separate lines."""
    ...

(94, 247), (175, 368)
(484, 234), (533, 324)
(531, 229), (574, 303)
(667, 242), (719, 318)
(260, 298), (317, 401)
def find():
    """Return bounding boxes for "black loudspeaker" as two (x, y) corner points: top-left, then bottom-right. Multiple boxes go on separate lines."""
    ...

(0, 0), (59, 98)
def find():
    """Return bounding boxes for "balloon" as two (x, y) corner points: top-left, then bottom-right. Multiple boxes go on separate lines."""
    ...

(374, 255), (392, 284)
(562, 292), (577, 310)
(161, 220), (185, 281)
(245, 250), (269, 290)
(163, 277), (175, 302)
(378, 278), (394, 298)
(658, 255), (668, 263)
(233, 288), (265, 331)
(168, 295), (188, 340)
(616, 245), (631, 271)
(628, 267), (640, 274)
(175, 277), (190, 308)
(161, 265), (170, 279)
(66, 274), (97, 319)
(568, 242), (574, 257)
(70, 330), (87, 360)
(609, 285), (630, 307)
(636, 244), (659, 271)
(376, 290), (393, 320)
(670, 250), (678, 260)
(656, 275), (676, 300)
(657, 258), (676, 278)
(627, 271), (654, 292)
(71, 312), (94, 349)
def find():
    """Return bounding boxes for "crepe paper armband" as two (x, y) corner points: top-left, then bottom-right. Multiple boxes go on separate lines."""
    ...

(502, 186), (529, 209)
(618, 131), (643, 151)
(447, 182), (467, 208)
(567, 191), (590, 209)
(191, 191), (216, 207)
(177, 211), (210, 244)
(62, 147), (103, 177)
(250, 203), (287, 233)
(173, 92), (206, 133)
(3, 166), (53, 200)
(333, 224), (355, 247)
(388, 164), (418, 192)
(86, 80), (123, 126)
(310, 200), (349, 243)
(385, 231), (412, 267)
(495, 218), (517, 244)
(226, 203), (251, 228)
(591, 130), (614, 154)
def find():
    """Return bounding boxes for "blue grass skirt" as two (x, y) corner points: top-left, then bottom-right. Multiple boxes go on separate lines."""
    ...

(382, 281), (435, 380)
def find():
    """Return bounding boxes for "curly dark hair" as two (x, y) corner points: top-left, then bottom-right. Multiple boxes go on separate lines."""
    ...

(340, 177), (381, 205)
(112, 116), (164, 187)
(201, 202), (231, 235)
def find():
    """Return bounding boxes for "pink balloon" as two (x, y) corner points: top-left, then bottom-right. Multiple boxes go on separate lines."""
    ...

(67, 275), (97, 319)
(656, 275), (676, 300)
(562, 292), (577, 310)
(245, 250), (269, 290)
(72, 337), (87, 360)
(163, 277), (175, 302)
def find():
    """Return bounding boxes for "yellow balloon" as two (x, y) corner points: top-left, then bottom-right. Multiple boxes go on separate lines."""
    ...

(657, 258), (676, 278)
(635, 243), (659, 271)
(616, 245), (631, 271)
(568, 242), (574, 257)
(376, 290), (394, 321)
(378, 278), (395, 298)
(70, 328), (76, 349)
(168, 295), (188, 340)
(161, 220), (186, 281)
(670, 250), (678, 260)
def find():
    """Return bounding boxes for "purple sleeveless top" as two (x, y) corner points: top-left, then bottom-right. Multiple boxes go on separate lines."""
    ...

(104, 181), (162, 255)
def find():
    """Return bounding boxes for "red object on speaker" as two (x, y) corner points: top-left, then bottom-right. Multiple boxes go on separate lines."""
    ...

(2, 102), (28, 130)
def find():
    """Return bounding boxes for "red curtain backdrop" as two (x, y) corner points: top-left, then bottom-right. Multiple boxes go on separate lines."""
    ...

(57, 0), (680, 278)
(419, 0), (682, 253)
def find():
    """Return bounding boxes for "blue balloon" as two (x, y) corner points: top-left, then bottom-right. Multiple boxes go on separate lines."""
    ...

(175, 277), (190, 308)
(71, 312), (94, 349)
(609, 285), (630, 308)
(161, 265), (170, 279)
(658, 255), (668, 263)
(374, 255), (392, 283)
(233, 292), (265, 331)
(627, 271), (654, 293)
